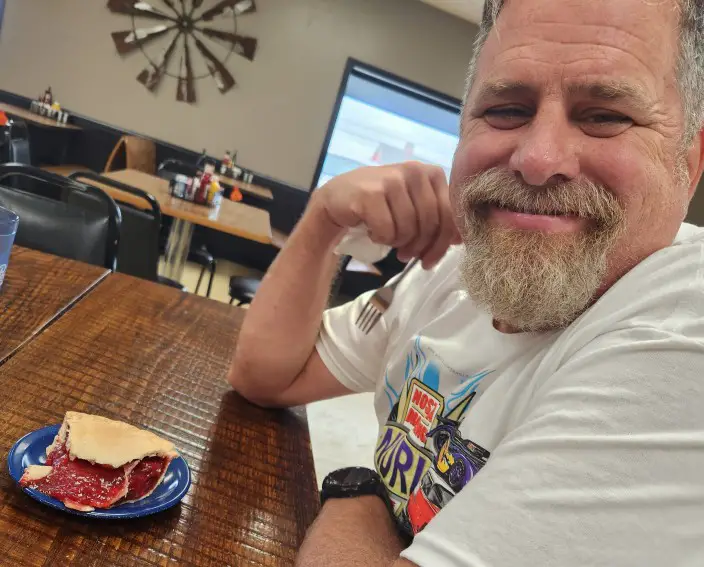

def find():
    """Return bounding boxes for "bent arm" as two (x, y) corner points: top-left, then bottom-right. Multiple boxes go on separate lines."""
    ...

(228, 200), (351, 407)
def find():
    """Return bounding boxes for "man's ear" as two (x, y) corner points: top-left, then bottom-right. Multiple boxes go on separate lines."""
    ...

(686, 129), (704, 200)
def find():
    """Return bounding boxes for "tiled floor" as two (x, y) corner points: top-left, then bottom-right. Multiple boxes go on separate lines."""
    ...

(179, 259), (379, 487)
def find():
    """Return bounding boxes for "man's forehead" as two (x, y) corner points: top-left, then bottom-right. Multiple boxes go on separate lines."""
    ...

(472, 0), (681, 98)
(486, 0), (681, 58)
(496, 0), (680, 29)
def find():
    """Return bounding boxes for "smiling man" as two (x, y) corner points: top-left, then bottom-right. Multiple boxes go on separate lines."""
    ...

(229, 0), (704, 565)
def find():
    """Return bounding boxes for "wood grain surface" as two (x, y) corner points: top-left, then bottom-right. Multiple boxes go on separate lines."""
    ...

(0, 273), (319, 566)
(100, 170), (273, 244)
(0, 102), (81, 131)
(0, 247), (108, 364)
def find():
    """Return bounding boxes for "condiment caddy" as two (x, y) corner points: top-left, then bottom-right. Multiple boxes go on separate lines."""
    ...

(169, 164), (223, 207)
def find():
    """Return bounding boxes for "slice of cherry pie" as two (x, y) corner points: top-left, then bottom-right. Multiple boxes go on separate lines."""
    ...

(20, 412), (178, 512)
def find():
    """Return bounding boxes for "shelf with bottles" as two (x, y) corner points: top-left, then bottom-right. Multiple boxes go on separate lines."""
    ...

(29, 87), (71, 125)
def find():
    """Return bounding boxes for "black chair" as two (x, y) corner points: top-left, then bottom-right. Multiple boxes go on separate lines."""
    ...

(157, 158), (200, 179)
(70, 171), (184, 290)
(0, 163), (120, 269)
(227, 256), (352, 306)
(5, 120), (31, 165)
(157, 159), (217, 297)
(228, 276), (261, 306)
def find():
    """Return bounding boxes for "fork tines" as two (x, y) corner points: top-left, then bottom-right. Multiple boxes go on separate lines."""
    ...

(355, 300), (383, 335)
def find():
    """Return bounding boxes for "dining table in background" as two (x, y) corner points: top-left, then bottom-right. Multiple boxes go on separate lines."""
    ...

(100, 169), (273, 282)
(0, 267), (319, 566)
(0, 246), (108, 364)
(43, 165), (275, 203)
(1, 101), (82, 166)
(217, 174), (274, 201)
(0, 102), (81, 131)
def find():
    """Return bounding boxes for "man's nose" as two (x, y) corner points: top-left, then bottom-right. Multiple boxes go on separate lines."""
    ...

(508, 109), (579, 186)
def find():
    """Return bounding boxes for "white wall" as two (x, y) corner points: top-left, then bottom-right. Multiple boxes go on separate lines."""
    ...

(0, 0), (477, 188)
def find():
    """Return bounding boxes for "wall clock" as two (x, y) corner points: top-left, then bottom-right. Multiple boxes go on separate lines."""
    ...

(108, 0), (258, 103)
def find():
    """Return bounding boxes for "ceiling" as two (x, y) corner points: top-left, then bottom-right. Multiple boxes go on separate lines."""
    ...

(418, 0), (484, 24)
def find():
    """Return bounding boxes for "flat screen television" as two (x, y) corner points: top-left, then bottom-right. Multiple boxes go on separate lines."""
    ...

(311, 59), (463, 190)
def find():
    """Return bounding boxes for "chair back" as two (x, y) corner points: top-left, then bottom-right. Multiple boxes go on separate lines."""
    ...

(0, 164), (121, 269)
(7, 120), (31, 165)
(0, 120), (31, 166)
(104, 135), (156, 175)
(71, 171), (161, 282)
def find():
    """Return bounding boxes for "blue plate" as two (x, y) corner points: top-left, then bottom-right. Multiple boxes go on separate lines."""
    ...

(8, 424), (191, 519)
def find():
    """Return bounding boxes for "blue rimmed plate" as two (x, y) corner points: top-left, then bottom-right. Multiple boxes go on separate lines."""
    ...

(8, 424), (191, 519)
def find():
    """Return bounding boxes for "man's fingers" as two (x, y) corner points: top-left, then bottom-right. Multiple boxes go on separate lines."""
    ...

(402, 164), (441, 259)
(317, 163), (459, 264)
(419, 166), (456, 269)
(361, 189), (396, 245)
(419, 185), (458, 269)
(384, 175), (418, 249)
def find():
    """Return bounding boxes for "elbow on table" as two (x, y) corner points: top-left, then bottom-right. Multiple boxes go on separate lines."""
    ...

(227, 362), (287, 409)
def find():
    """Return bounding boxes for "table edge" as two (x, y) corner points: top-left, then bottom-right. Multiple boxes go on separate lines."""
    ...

(0, 267), (110, 366)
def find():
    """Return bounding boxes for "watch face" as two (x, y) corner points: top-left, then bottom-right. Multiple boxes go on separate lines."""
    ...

(334, 467), (375, 487)
(321, 467), (388, 509)
(324, 467), (379, 494)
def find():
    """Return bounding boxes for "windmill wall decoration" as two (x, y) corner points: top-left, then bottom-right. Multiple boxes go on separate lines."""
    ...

(108, 0), (258, 103)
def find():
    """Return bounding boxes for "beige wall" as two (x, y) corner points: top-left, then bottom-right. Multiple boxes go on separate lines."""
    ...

(0, 0), (477, 188)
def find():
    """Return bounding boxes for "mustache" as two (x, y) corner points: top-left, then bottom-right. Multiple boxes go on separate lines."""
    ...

(458, 168), (625, 231)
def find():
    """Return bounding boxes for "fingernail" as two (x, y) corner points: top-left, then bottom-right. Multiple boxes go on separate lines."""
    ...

(397, 252), (410, 263)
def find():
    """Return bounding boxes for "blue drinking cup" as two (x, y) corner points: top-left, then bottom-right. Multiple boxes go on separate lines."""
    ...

(0, 206), (19, 290)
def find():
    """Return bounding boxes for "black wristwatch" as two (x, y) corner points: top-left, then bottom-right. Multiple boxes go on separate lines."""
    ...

(320, 467), (392, 511)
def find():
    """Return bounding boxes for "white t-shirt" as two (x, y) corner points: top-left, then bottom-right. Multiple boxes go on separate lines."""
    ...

(316, 223), (704, 567)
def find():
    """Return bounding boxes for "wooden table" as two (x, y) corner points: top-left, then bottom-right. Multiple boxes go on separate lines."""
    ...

(99, 169), (272, 281)
(0, 271), (319, 566)
(218, 174), (274, 201)
(0, 103), (81, 131)
(0, 247), (108, 364)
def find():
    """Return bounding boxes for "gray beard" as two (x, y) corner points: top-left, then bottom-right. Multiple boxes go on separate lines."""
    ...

(456, 169), (626, 332)
(459, 225), (615, 331)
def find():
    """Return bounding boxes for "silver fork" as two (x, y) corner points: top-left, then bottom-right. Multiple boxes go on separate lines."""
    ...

(355, 258), (420, 334)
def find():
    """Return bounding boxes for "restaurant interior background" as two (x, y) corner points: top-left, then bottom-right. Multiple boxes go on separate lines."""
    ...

(0, 0), (482, 484)
(2, 0), (704, 485)
(0, 0), (474, 188)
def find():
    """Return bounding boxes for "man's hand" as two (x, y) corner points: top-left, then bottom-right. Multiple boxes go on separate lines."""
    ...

(229, 161), (461, 408)
(310, 162), (462, 269)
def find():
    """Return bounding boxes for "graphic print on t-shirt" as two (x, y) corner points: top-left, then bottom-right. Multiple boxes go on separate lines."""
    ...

(374, 337), (492, 536)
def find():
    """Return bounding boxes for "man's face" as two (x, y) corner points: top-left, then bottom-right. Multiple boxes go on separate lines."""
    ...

(451, 0), (702, 331)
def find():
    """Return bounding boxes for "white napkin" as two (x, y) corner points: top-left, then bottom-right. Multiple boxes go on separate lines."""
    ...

(334, 225), (392, 264)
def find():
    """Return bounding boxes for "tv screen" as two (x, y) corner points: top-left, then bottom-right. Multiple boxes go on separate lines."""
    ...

(312, 60), (462, 190)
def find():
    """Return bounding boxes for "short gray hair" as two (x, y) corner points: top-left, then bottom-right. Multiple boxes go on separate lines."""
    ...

(466, 0), (704, 143)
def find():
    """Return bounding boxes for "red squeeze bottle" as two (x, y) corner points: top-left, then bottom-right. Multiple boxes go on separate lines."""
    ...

(198, 172), (212, 203)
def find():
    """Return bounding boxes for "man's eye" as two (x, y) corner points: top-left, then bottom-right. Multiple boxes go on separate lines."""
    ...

(483, 107), (532, 129)
(580, 112), (634, 137)
(583, 113), (633, 124)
